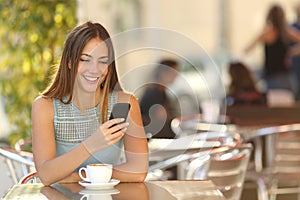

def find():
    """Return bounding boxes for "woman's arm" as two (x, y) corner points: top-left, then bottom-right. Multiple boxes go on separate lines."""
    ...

(244, 25), (270, 54)
(287, 27), (300, 57)
(112, 94), (149, 182)
(287, 26), (300, 43)
(32, 97), (91, 185)
(32, 96), (126, 185)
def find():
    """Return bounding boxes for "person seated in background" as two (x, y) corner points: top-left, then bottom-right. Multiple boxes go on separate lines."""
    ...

(226, 61), (267, 106)
(139, 59), (179, 139)
(290, 2), (300, 100)
(139, 59), (179, 180)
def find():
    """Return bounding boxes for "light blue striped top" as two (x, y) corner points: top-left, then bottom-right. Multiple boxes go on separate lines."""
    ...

(52, 92), (123, 171)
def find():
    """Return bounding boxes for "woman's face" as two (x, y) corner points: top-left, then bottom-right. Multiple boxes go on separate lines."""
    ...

(75, 38), (109, 94)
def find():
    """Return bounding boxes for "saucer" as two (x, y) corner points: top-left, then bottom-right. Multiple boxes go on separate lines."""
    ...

(78, 179), (120, 190)
(79, 188), (120, 195)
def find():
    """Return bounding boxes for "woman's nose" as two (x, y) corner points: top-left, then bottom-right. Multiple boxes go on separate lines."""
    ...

(89, 61), (100, 73)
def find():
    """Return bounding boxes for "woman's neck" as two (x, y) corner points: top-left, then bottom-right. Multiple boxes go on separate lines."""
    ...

(73, 89), (102, 109)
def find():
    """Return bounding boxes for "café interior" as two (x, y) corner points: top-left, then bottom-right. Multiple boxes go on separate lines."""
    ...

(2, 0), (300, 199)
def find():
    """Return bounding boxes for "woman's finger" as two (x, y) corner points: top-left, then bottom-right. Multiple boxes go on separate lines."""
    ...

(102, 118), (125, 128)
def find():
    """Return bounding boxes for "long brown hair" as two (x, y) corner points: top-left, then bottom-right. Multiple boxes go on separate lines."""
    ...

(266, 4), (290, 44)
(42, 21), (121, 122)
(228, 62), (258, 94)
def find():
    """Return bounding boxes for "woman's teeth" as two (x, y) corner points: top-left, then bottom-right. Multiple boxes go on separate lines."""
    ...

(84, 76), (99, 82)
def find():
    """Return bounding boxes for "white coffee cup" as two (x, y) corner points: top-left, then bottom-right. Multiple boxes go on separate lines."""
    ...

(79, 163), (113, 183)
(80, 194), (112, 200)
(201, 100), (220, 123)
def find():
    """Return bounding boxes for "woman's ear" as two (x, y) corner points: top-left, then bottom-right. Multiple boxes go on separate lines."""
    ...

(68, 61), (71, 69)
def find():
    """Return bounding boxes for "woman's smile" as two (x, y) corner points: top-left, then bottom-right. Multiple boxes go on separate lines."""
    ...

(83, 75), (100, 83)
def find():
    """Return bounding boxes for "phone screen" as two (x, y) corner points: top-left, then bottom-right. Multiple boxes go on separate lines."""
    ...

(109, 103), (131, 121)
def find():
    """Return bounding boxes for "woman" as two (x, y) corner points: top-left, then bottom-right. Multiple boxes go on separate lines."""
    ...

(32, 22), (149, 185)
(244, 4), (300, 93)
(226, 62), (266, 105)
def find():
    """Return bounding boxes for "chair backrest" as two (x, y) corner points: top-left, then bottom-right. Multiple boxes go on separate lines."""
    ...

(147, 130), (242, 179)
(19, 171), (40, 184)
(248, 123), (300, 199)
(186, 143), (252, 200)
(170, 114), (231, 137)
(147, 150), (211, 181)
(252, 123), (300, 170)
(0, 147), (35, 184)
(274, 132), (300, 173)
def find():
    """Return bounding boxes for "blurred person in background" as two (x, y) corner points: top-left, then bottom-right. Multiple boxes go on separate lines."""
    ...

(290, 2), (300, 100)
(244, 4), (300, 96)
(139, 59), (179, 139)
(226, 61), (267, 106)
(139, 59), (179, 180)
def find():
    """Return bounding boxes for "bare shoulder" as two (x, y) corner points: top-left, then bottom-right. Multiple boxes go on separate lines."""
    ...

(117, 91), (138, 104)
(32, 96), (53, 114)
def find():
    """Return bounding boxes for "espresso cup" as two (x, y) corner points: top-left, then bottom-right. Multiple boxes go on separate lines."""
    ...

(79, 163), (113, 183)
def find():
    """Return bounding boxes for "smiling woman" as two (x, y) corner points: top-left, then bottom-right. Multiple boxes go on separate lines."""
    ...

(31, 22), (148, 185)
(75, 38), (109, 96)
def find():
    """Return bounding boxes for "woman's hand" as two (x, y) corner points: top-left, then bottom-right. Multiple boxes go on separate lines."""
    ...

(82, 118), (129, 155)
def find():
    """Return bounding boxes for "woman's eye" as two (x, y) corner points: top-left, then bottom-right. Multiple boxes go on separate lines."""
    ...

(80, 58), (90, 62)
(99, 60), (108, 64)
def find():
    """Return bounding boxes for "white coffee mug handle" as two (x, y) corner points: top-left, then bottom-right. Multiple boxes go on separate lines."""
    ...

(78, 167), (90, 182)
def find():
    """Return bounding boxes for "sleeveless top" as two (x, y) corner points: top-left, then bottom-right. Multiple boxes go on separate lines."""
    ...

(53, 92), (123, 171)
(264, 37), (289, 77)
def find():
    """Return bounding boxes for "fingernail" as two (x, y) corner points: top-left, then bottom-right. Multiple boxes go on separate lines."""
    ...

(120, 118), (125, 122)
